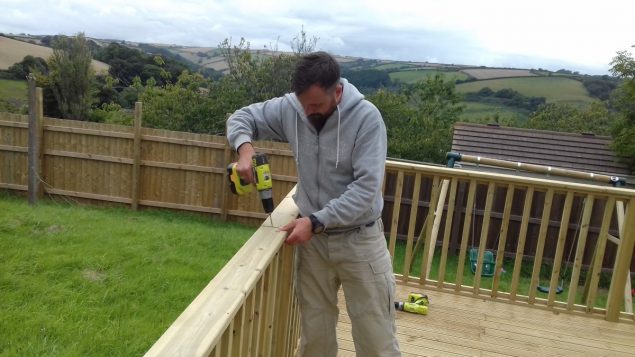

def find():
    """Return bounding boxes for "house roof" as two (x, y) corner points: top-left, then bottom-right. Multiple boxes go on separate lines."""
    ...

(451, 123), (631, 177)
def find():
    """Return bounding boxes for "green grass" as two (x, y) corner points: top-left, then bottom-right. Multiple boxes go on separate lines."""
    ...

(456, 77), (594, 106)
(0, 193), (255, 356)
(389, 69), (470, 84)
(459, 102), (530, 123)
(374, 63), (420, 70)
(0, 78), (28, 103)
(390, 239), (632, 310)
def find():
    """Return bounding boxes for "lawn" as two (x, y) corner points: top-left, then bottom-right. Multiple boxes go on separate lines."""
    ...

(0, 193), (255, 356)
(0, 78), (28, 106)
(390, 238), (631, 310)
(456, 76), (594, 106)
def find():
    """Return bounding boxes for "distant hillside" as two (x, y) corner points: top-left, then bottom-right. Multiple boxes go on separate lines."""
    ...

(456, 76), (594, 107)
(1, 33), (601, 122)
(0, 36), (109, 73)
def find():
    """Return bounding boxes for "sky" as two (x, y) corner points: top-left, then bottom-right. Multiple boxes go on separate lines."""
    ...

(1, 0), (633, 75)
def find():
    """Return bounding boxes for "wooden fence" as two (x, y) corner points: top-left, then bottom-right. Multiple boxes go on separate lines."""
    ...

(0, 94), (297, 227)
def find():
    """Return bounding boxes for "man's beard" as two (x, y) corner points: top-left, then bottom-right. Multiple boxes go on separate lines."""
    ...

(308, 105), (337, 122)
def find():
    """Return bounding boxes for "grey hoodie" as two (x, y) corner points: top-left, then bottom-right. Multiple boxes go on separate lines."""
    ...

(227, 78), (387, 230)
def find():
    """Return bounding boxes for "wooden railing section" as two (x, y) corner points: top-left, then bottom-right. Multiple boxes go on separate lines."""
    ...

(145, 160), (633, 355)
(385, 161), (635, 322)
(145, 189), (300, 356)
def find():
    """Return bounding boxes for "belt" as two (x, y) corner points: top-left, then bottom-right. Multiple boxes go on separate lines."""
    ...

(323, 220), (376, 234)
(298, 215), (377, 234)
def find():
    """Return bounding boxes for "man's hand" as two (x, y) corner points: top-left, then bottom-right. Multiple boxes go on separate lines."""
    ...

(237, 143), (256, 183)
(279, 217), (313, 245)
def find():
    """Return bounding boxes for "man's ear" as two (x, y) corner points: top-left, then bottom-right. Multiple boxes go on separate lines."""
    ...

(335, 83), (343, 102)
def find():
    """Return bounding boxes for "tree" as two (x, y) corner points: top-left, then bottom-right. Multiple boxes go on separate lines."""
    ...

(219, 28), (318, 104)
(525, 102), (611, 135)
(140, 71), (248, 134)
(369, 74), (464, 163)
(609, 50), (635, 172)
(47, 33), (96, 120)
(7, 55), (48, 79)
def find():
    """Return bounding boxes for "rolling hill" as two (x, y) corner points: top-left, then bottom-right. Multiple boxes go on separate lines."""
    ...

(0, 33), (599, 125)
(0, 36), (109, 73)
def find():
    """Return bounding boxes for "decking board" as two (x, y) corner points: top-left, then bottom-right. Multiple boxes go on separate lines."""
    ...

(335, 283), (635, 356)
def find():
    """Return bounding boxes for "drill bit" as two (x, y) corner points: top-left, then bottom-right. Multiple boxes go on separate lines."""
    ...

(268, 214), (274, 227)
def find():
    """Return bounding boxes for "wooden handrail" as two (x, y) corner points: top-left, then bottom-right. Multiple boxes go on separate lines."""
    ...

(145, 189), (300, 356)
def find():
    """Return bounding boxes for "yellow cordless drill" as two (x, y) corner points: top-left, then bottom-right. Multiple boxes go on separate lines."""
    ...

(395, 292), (429, 315)
(227, 153), (274, 224)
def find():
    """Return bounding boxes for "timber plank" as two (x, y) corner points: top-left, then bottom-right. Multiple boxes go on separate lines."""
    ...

(336, 283), (635, 356)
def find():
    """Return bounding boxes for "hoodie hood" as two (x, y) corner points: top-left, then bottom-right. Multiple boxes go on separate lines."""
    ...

(284, 78), (365, 168)
(284, 78), (365, 125)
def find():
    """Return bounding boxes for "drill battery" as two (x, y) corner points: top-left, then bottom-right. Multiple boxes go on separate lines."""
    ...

(407, 292), (429, 306)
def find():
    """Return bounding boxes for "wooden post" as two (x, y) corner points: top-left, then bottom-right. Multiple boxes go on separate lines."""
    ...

(474, 181), (495, 292)
(220, 140), (233, 221)
(567, 194), (594, 310)
(614, 201), (633, 314)
(438, 178), (458, 288)
(131, 102), (142, 210)
(528, 188), (554, 304)
(426, 178), (449, 280)
(420, 176), (440, 282)
(27, 75), (43, 205)
(403, 173), (422, 281)
(388, 171), (404, 260)
(606, 198), (635, 321)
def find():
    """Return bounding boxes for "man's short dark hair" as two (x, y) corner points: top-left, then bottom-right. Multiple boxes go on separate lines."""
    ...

(292, 51), (341, 96)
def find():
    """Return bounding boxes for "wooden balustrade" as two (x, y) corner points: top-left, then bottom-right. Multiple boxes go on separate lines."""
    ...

(145, 189), (300, 356)
(146, 160), (634, 355)
(384, 160), (635, 322)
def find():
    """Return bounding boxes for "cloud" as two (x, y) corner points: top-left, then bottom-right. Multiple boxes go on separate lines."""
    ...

(1, 0), (633, 74)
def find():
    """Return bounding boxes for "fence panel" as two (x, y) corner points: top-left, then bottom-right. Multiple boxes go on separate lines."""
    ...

(0, 110), (296, 226)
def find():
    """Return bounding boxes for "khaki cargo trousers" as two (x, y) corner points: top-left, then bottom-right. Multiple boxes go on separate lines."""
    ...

(294, 219), (401, 357)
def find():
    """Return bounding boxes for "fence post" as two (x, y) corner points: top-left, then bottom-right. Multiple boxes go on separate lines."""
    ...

(27, 75), (43, 205)
(606, 198), (635, 321)
(220, 139), (232, 221)
(131, 102), (142, 210)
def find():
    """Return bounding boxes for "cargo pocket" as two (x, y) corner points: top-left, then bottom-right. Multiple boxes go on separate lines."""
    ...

(342, 255), (393, 318)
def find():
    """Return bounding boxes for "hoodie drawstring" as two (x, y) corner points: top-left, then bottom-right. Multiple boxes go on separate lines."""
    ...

(295, 112), (300, 167)
(335, 105), (340, 169)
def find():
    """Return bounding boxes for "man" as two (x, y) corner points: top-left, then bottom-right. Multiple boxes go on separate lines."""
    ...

(226, 52), (400, 357)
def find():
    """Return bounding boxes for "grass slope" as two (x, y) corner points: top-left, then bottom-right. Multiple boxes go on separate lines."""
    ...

(456, 76), (594, 106)
(0, 36), (109, 73)
(459, 102), (530, 123)
(0, 79), (27, 104)
(389, 69), (470, 84)
(0, 194), (254, 356)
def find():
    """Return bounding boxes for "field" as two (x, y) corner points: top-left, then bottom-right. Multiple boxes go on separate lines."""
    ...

(0, 194), (254, 356)
(0, 36), (109, 73)
(456, 76), (594, 106)
(460, 68), (536, 79)
(390, 69), (471, 84)
(459, 102), (530, 123)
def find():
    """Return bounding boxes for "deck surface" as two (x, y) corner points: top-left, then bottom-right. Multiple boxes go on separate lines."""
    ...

(335, 283), (635, 356)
